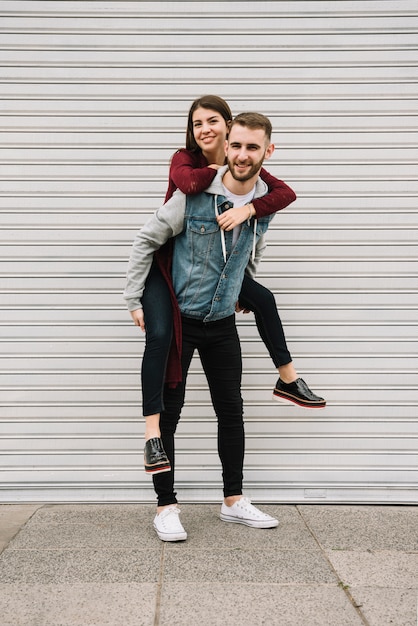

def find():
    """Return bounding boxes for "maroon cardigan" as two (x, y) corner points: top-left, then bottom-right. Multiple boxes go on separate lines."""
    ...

(155, 149), (297, 387)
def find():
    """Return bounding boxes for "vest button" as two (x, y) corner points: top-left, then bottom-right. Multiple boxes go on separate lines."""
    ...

(200, 225), (205, 233)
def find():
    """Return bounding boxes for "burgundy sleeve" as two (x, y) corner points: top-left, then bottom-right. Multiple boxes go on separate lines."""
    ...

(253, 167), (297, 218)
(169, 150), (217, 196)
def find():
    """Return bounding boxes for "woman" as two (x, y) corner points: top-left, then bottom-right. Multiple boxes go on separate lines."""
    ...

(135, 95), (325, 476)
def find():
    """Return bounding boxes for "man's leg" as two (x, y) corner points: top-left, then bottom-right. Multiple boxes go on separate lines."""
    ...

(200, 315), (278, 529)
(198, 316), (245, 498)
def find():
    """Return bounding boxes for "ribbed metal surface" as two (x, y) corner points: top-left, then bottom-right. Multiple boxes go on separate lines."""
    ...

(0, 1), (417, 503)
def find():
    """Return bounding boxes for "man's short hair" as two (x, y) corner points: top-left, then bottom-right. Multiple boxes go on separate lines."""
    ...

(230, 112), (272, 142)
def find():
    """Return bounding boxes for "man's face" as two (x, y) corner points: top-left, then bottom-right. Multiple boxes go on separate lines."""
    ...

(225, 124), (274, 182)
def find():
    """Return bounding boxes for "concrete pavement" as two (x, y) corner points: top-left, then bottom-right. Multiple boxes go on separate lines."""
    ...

(0, 503), (417, 625)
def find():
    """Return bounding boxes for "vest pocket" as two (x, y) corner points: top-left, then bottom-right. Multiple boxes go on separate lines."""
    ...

(188, 218), (220, 259)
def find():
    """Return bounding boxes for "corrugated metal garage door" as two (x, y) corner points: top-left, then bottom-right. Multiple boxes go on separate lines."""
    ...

(1, 1), (417, 503)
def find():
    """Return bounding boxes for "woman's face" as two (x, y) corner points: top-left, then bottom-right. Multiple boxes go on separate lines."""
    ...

(191, 107), (229, 155)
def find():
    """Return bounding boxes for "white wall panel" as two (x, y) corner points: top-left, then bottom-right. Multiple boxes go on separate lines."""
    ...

(0, 0), (417, 503)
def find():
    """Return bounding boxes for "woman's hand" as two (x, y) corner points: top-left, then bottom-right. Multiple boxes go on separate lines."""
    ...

(235, 302), (251, 314)
(130, 308), (145, 332)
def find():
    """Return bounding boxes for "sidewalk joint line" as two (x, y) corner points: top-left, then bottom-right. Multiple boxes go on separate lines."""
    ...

(153, 542), (165, 626)
(0, 503), (45, 555)
(296, 505), (371, 626)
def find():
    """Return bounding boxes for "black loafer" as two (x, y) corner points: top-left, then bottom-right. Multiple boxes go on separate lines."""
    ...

(273, 378), (326, 409)
(144, 437), (171, 474)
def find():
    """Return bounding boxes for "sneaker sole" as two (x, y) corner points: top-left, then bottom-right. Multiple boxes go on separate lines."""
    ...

(272, 392), (326, 409)
(153, 525), (187, 542)
(220, 513), (278, 529)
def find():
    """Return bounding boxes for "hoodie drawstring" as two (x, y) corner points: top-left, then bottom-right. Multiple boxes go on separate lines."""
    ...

(252, 218), (257, 263)
(214, 195), (257, 263)
(214, 195), (227, 263)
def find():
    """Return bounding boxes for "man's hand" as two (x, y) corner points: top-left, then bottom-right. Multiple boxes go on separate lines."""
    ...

(216, 204), (254, 231)
(130, 308), (145, 332)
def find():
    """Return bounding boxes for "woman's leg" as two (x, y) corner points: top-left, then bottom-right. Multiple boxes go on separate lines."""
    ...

(140, 262), (174, 473)
(239, 274), (293, 371)
(141, 261), (173, 423)
(238, 274), (326, 408)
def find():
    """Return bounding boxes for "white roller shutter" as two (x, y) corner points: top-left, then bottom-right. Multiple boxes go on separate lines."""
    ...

(1, 1), (417, 503)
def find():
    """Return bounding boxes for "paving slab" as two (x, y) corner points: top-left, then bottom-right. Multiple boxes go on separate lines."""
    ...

(8, 504), (158, 551)
(298, 504), (418, 551)
(0, 548), (162, 584)
(163, 547), (335, 584)
(159, 582), (364, 626)
(0, 583), (157, 626)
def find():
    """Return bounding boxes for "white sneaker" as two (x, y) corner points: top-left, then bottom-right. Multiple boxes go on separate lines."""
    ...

(153, 506), (187, 542)
(220, 497), (278, 529)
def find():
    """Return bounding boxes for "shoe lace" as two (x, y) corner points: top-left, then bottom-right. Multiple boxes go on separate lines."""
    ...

(237, 497), (271, 519)
(162, 506), (181, 519)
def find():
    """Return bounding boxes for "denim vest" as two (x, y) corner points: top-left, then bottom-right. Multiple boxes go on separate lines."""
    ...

(172, 191), (272, 322)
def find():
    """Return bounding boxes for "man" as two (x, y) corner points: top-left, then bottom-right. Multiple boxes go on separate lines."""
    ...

(124, 112), (280, 541)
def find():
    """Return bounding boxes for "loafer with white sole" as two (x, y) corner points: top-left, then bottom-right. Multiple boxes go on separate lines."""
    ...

(273, 378), (326, 409)
(144, 437), (171, 475)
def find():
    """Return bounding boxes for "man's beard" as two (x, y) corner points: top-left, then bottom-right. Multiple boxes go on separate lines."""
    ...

(227, 156), (264, 182)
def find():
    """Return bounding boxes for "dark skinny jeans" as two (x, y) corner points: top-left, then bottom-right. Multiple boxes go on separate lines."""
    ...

(153, 315), (244, 507)
(140, 262), (173, 417)
(140, 262), (292, 417)
(238, 273), (292, 368)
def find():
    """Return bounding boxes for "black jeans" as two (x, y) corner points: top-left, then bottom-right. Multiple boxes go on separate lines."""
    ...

(140, 264), (292, 417)
(239, 273), (292, 368)
(153, 315), (244, 507)
(140, 262), (173, 416)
